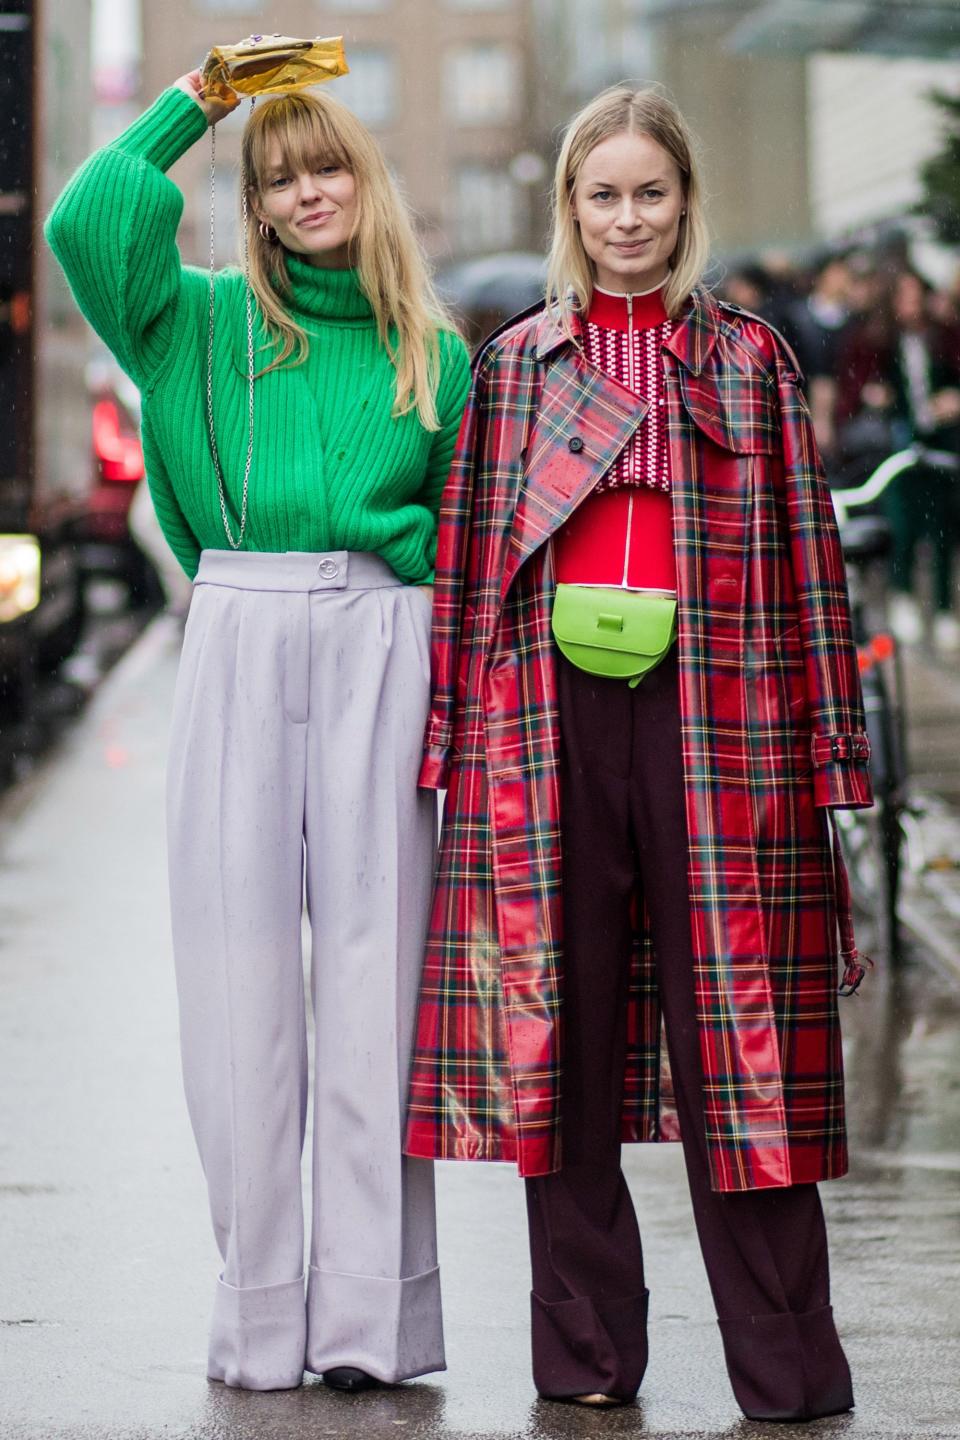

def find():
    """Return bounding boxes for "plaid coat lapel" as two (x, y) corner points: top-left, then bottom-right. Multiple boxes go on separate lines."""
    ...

(503, 326), (645, 599)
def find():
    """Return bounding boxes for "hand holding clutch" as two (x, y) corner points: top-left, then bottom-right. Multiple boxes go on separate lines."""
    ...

(200, 33), (349, 105)
(174, 68), (240, 126)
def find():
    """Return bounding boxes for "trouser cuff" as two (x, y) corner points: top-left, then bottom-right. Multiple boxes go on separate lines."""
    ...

(531, 1288), (649, 1401)
(208, 1273), (306, 1391)
(718, 1304), (854, 1421)
(305, 1263), (445, 1382)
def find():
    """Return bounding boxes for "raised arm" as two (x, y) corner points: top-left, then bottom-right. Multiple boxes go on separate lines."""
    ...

(44, 71), (238, 392)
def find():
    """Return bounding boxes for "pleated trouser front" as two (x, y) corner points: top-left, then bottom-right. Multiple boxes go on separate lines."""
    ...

(166, 549), (443, 1391)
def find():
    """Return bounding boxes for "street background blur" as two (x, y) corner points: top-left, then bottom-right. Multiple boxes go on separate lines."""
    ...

(2, 2), (960, 1437)
(17, 0), (960, 744)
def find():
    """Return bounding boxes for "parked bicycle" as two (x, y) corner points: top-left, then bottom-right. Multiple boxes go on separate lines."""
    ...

(830, 443), (959, 961)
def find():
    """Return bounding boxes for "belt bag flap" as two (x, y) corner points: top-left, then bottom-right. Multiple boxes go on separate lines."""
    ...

(552, 585), (677, 657)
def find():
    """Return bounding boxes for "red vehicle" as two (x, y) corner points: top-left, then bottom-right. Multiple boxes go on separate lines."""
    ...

(81, 358), (161, 607)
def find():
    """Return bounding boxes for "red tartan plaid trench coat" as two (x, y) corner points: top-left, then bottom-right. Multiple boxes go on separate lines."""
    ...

(404, 287), (873, 1193)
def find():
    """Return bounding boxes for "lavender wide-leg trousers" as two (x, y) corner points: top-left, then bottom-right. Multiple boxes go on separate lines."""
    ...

(166, 550), (444, 1391)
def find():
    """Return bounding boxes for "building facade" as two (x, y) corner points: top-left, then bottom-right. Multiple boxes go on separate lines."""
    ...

(131, 2), (960, 270)
(624, 0), (960, 261)
(808, 53), (960, 243)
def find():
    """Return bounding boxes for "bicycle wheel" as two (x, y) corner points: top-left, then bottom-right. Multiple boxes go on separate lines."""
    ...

(835, 801), (903, 962)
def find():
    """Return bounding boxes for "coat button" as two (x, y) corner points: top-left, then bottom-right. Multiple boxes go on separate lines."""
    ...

(568, 435), (584, 453)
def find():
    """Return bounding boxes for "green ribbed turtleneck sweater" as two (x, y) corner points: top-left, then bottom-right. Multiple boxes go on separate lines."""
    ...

(45, 86), (471, 582)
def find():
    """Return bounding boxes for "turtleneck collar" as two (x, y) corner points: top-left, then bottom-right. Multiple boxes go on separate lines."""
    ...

(588, 281), (669, 332)
(281, 252), (375, 325)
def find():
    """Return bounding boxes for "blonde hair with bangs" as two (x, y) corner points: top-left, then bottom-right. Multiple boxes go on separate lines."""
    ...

(546, 84), (710, 332)
(241, 90), (456, 430)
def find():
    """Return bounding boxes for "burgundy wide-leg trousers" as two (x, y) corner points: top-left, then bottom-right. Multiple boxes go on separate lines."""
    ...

(525, 649), (854, 1421)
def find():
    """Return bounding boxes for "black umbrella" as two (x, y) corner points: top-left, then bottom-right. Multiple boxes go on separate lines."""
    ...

(437, 251), (547, 318)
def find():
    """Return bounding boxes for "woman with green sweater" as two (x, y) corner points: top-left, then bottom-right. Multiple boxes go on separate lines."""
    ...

(46, 70), (470, 1394)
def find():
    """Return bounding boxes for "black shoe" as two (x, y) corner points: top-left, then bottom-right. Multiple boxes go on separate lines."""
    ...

(322, 1367), (378, 1392)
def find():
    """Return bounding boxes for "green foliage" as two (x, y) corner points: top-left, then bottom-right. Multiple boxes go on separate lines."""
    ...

(918, 89), (960, 245)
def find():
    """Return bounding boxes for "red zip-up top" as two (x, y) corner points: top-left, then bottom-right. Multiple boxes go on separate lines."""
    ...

(554, 281), (676, 593)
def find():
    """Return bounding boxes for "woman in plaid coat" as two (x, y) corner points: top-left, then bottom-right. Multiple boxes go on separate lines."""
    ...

(406, 86), (872, 1421)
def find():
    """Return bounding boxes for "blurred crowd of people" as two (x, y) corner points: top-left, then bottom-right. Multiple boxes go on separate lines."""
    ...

(719, 245), (960, 652)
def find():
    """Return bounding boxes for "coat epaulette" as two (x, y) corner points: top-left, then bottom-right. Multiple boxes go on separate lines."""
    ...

(717, 300), (806, 385)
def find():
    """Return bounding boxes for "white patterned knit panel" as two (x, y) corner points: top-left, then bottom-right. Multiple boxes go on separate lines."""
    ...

(583, 317), (673, 492)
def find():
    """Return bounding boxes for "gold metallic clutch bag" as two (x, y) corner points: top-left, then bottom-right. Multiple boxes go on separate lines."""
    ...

(200, 33), (349, 104)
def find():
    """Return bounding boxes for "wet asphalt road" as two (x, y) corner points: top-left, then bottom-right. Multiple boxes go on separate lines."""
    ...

(1, 618), (958, 1440)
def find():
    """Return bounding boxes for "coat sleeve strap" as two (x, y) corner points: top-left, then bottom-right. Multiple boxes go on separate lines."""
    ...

(419, 721), (454, 790)
(811, 732), (873, 809)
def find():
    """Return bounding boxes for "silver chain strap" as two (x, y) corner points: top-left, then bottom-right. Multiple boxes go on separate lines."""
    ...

(206, 108), (256, 550)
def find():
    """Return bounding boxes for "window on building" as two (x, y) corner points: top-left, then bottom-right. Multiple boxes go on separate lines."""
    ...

(455, 164), (517, 252)
(336, 47), (395, 127)
(321, 0), (390, 11)
(445, 44), (518, 125)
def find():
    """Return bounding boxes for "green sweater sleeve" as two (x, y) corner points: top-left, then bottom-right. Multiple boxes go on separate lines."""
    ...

(44, 87), (209, 392)
(419, 331), (472, 519)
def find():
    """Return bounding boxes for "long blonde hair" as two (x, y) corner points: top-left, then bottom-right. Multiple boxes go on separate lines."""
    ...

(241, 91), (456, 430)
(545, 84), (710, 333)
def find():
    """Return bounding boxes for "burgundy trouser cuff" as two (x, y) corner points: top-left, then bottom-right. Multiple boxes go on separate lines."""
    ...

(718, 1304), (854, 1422)
(531, 1288), (649, 1402)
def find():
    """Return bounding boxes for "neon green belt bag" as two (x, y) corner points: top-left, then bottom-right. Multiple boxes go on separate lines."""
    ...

(551, 584), (677, 687)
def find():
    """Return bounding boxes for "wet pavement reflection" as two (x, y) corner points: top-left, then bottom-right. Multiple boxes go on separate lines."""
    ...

(843, 939), (960, 1164)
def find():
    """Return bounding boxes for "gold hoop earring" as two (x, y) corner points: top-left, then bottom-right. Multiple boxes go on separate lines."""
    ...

(259, 220), (278, 243)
